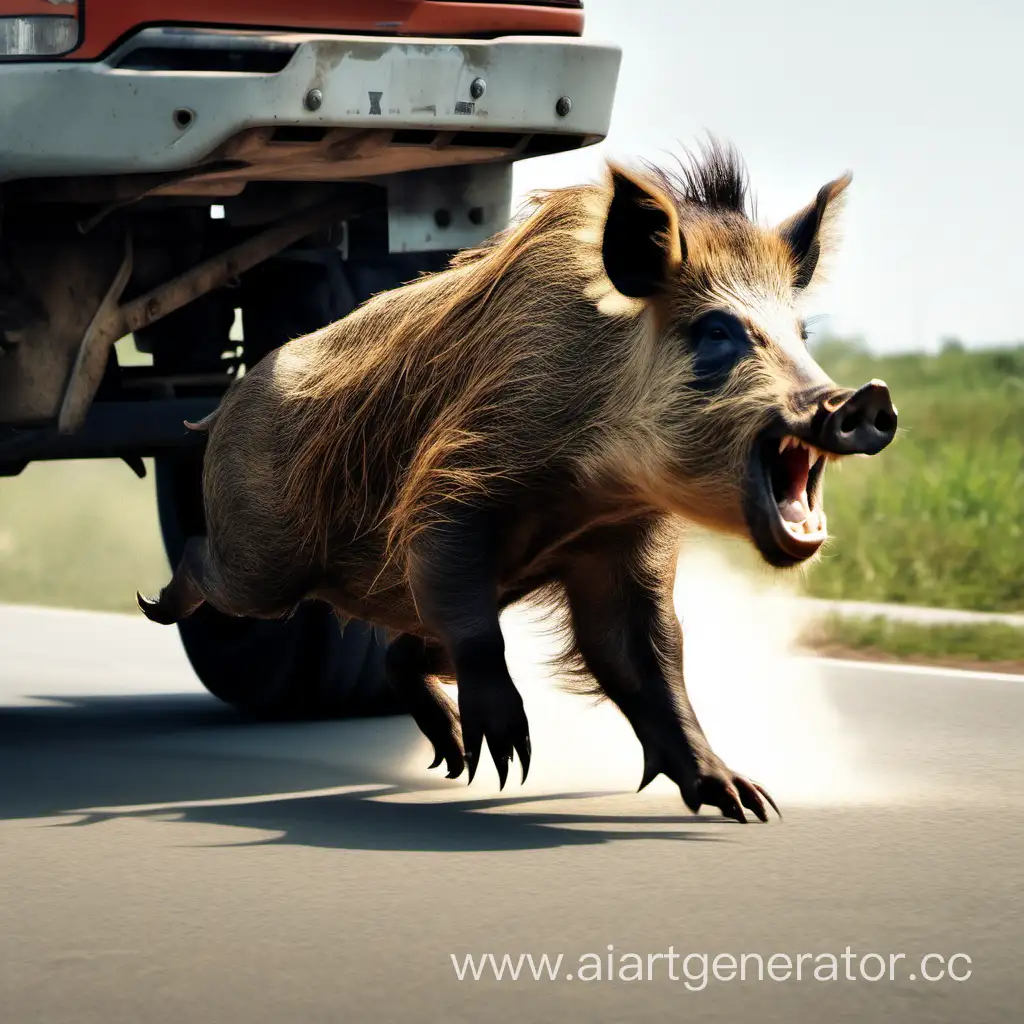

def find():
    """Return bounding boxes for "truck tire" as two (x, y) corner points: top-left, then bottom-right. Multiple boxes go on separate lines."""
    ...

(148, 244), (450, 719)
(155, 450), (395, 719)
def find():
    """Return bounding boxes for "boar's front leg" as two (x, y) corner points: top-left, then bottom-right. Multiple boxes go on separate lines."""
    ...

(561, 528), (780, 823)
(409, 518), (531, 789)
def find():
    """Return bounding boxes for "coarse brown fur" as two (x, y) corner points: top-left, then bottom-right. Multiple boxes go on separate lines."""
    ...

(139, 139), (894, 821)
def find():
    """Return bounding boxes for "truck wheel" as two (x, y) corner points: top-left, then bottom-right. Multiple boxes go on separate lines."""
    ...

(147, 244), (450, 719)
(155, 450), (394, 719)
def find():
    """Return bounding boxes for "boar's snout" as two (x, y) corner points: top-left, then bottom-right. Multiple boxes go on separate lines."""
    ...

(812, 379), (897, 456)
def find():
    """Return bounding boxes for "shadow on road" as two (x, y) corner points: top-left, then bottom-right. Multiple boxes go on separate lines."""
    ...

(0, 693), (719, 852)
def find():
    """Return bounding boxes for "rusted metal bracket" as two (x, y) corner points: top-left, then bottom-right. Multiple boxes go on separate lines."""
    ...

(74, 160), (249, 235)
(57, 232), (134, 433)
(57, 196), (366, 434)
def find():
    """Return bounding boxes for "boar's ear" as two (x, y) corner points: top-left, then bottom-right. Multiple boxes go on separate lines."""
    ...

(601, 165), (683, 299)
(777, 173), (851, 289)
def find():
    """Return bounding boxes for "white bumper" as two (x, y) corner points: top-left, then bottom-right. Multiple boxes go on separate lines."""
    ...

(0, 31), (621, 183)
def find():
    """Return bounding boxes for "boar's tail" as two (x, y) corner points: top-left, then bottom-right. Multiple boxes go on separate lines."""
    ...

(184, 408), (220, 433)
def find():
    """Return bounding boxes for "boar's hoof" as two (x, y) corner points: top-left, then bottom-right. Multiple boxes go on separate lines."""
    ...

(458, 680), (532, 790)
(423, 707), (465, 779)
(639, 742), (780, 823)
(427, 743), (466, 780)
(688, 769), (780, 824)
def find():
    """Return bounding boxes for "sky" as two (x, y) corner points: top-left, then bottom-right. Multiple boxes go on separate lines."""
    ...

(511, 0), (1024, 353)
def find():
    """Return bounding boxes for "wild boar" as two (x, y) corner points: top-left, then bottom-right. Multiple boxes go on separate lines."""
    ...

(138, 140), (897, 823)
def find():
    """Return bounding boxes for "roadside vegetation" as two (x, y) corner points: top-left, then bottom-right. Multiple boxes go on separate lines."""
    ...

(804, 337), (1024, 613)
(0, 338), (168, 614)
(0, 457), (168, 614)
(800, 614), (1024, 673)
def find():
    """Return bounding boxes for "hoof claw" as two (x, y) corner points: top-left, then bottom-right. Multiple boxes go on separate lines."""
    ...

(637, 736), (780, 823)
(459, 680), (531, 789)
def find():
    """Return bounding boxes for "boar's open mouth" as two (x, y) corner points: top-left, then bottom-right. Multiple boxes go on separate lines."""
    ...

(744, 429), (829, 568)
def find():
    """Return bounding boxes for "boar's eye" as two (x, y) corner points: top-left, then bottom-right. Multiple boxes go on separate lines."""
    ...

(688, 311), (751, 390)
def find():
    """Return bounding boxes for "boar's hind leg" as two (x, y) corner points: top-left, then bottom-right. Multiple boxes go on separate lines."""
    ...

(408, 519), (531, 790)
(386, 634), (464, 779)
(560, 526), (780, 824)
(137, 537), (210, 625)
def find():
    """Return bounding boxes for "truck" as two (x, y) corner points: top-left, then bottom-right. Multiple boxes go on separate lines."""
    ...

(0, 1), (620, 717)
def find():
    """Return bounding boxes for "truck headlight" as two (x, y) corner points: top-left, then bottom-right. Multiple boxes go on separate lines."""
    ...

(0, 16), (79, 58)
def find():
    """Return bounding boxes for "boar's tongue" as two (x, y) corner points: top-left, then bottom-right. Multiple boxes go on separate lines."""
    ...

(777, 445), (811, 524)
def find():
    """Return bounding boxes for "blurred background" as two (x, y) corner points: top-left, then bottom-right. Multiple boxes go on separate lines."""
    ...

(1, 0), (1021, 667)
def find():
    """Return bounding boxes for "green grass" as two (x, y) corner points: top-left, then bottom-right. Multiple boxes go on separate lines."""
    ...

(0, 458), (169, 613)
(801, 339), (1024, 612)
(804, 614), (1024, 667)
(0, 337), (180, 613)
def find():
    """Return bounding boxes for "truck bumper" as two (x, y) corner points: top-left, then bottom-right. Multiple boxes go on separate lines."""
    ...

(0, 30), (621, 184)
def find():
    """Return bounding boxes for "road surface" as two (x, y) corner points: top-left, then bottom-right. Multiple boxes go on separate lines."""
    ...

(1, 600), (1022, 1023)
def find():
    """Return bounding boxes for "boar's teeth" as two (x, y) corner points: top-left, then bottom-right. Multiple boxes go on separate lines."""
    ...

(804, 509), (827, 536)
(777, 436), (823, 463)
(779, 498), (807, 523)
(781, 504), (828, 540)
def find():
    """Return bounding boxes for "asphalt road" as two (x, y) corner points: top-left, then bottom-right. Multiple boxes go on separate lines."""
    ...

(1, 600), (1022, 1024)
